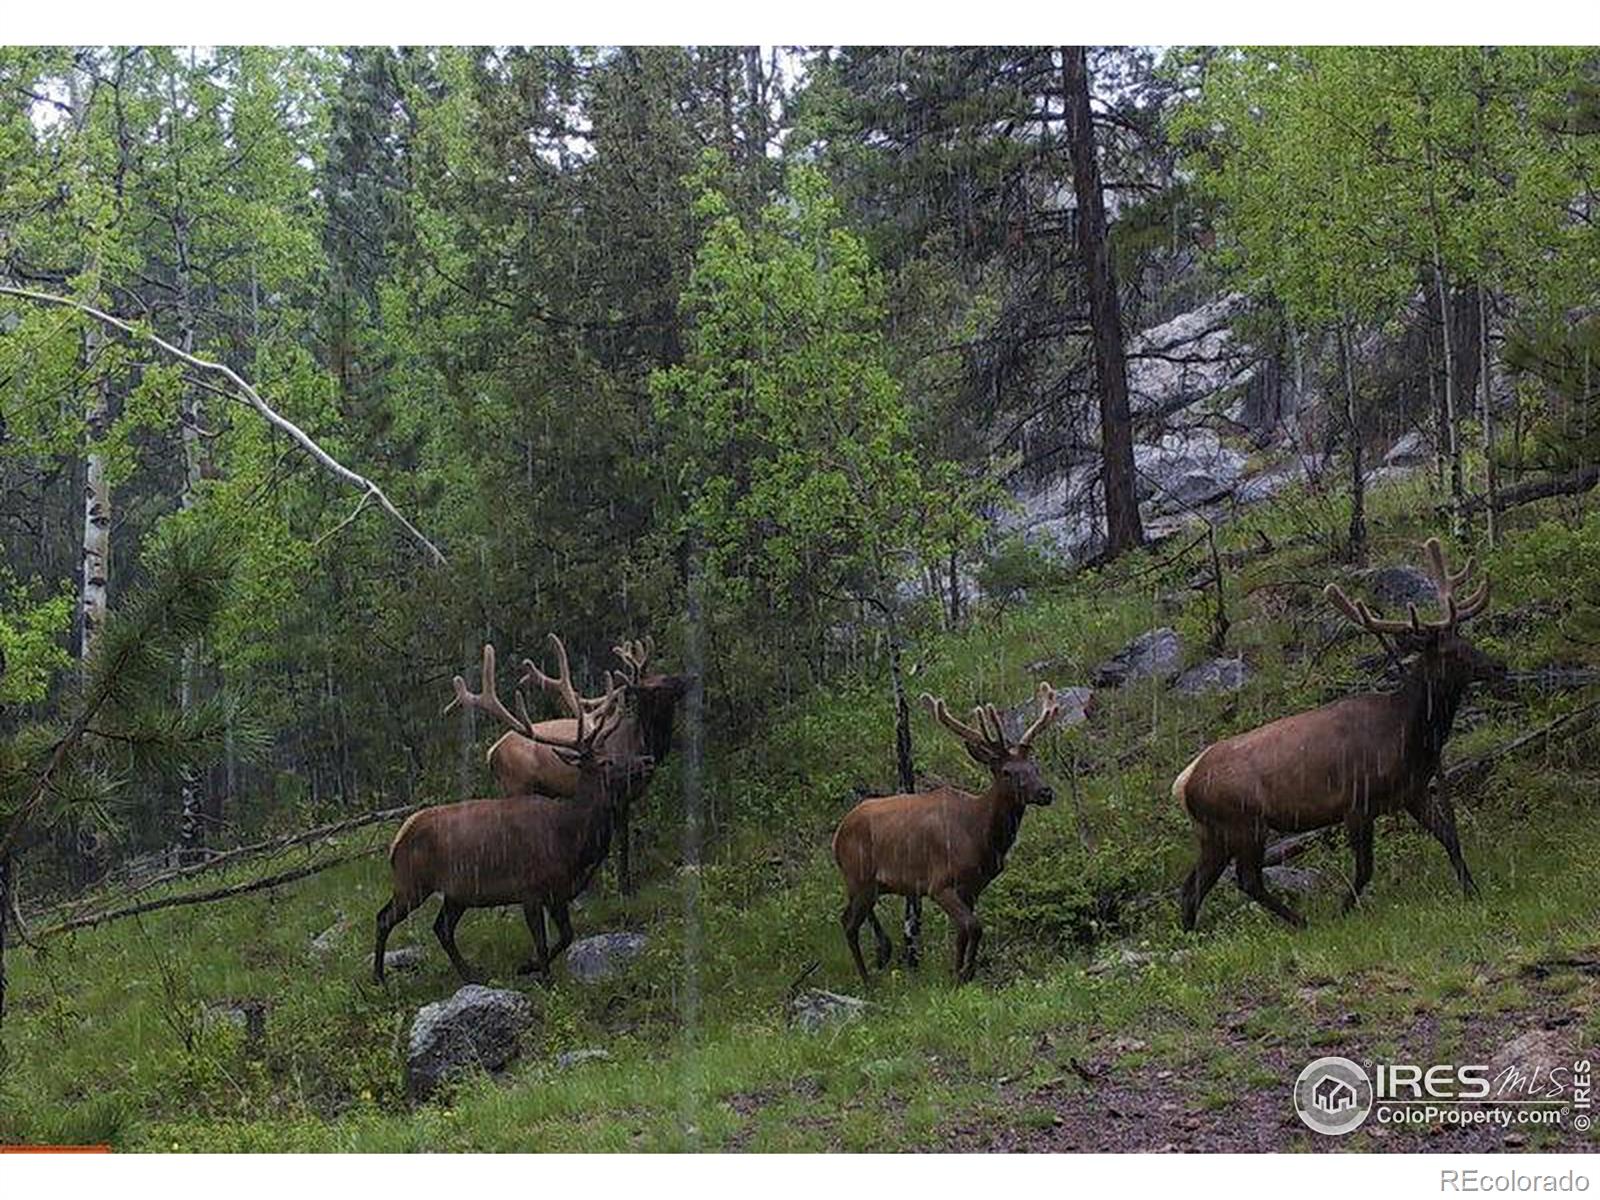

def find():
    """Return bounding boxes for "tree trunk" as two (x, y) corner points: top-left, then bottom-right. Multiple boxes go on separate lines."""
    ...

(1061, 46), (1143, 557)
(886, 618), (915, 796)
(69, 69), (111, 667)
(1340, 323), (1366, 563)
(1430, 239), (1465, 540)
(0, 851), (10, 1028)
(1479, 287), (1500, 546)
(884, 602), (921, 966)
(175, 220), (208, 865)
(1426, 320), (1446, 491)
(947, 547), (962, 628)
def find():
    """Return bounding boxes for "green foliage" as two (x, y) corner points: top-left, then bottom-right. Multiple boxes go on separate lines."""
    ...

(653, 152), (982, 664)
(974, 536), (1066, 613)
(0, 579), (73, 707)
(0, 516), (244, 839)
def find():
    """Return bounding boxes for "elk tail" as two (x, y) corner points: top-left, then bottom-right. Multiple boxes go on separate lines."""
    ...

(1171, 750), (1207, 819)
(389, 810), (427, 863)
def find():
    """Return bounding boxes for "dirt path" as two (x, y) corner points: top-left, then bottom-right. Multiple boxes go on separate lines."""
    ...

(942, 967), (1600, 1153)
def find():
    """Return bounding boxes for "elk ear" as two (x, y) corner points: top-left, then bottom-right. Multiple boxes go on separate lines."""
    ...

(550, 745), (584, 767)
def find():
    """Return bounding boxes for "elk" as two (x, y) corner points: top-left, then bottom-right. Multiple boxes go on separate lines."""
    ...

(374, 643), (653, 984)
(451, 635), (689, 894)
(832, 683), (1062, 985)
(1173, 538), (1505, 931)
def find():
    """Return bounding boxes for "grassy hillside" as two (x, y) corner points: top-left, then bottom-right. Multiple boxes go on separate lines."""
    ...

(4, 474), (1599, 1152)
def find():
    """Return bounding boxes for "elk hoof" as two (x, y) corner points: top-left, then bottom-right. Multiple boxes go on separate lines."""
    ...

(516, 959), (550, 978)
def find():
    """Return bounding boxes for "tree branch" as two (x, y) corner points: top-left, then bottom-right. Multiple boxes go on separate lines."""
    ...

(0, 284), (447, 564)
(34, 849), (382, 939)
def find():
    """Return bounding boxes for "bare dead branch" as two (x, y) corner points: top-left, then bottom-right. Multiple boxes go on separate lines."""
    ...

(0, 285), (446, 564)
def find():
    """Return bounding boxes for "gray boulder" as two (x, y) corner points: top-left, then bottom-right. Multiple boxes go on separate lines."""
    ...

(1133, 431), (1248, 513)
(1361, 565), (1440, 608)
(789, 988), (868, 1033)
(1172, 657), (1253, 696)
(565, 932), (649, 984)
(383, 946), (427, 974)
(1094, 628), (1184, 688)
(1383, 430), (1431, 467)
(1234, 462), (1303, 505)
(999, 686), (1095, 740)
(406, 984), (534, 1101)
(1127, 294), (1256, 421)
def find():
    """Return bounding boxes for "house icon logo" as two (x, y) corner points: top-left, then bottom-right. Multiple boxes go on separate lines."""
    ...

(1294, 1056), (1374, 1135)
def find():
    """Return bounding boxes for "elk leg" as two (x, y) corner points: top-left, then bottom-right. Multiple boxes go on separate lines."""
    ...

(1234, 844), (1305, 929)
(616, 804), (633, 896)
(373, 894), (420, 984)
(1408, 788), (1478, 898)
(1342, 815), (1375, 912)
(433, 899), (477, 981)
(518, 901), (551, 976)
(1180, 834), (1230, 931)
(902, 896), (922, 968)
(841, 889), (877, 988)
(547, 902), (575, 962)
(866, 910), (893, 970)
(931, 887), (982, 984)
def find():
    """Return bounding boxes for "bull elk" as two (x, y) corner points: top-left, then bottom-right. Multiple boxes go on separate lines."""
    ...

(832, 684), (1062, 984)
(1173, 538), (1505, 931)
(451, 635), (689, 894)
(375, 642), (654, 984)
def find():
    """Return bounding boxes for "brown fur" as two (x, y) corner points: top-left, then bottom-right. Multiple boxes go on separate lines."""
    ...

(832, 687), (1061, 985)
(377, 666), (653, 984)
(1175, 541), (1504, 931)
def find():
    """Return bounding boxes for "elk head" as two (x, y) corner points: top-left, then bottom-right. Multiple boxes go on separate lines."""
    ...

(607, 635), (692, 759)
(1324, 538), (1505, 691)
(921, 682), (1062, 807)
(450, 638), (649, 799)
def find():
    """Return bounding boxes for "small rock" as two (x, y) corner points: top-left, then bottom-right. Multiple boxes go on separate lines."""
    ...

(555, 1048), (612, 1070)
(1094, 628), (1184, 688)
(1221, 864), (1322, 894)
(203, 998), (268, 1053)
(383, 946), (427, 974)
(406, 985), (534, 1102)
(789, 988), (868, 1033)
(1265, 865), (1322, 894)
(565, 932), (649, 984)
(310, 913), (349, 956)
(1172, 657), (1252, 696)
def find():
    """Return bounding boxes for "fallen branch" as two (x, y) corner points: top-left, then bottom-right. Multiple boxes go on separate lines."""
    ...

(34, 849), (382, 939)
(1443, 698), (1600, 791)
(1456, 464), (1600, 515)
(0, 285), (446, 565)
(116, 803), (419, 899)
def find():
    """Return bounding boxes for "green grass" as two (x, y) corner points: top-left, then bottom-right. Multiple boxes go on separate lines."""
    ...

(3, 476), (1599, 1150)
